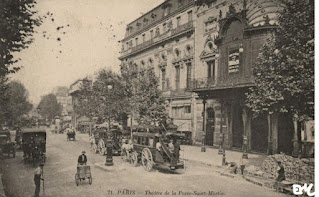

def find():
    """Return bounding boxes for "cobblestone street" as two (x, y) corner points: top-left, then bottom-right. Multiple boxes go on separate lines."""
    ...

(0, 131), (289, 197)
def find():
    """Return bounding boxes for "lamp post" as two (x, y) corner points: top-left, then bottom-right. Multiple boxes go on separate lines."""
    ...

(105, 84), (114, 166)
(37, 107), (41, 128)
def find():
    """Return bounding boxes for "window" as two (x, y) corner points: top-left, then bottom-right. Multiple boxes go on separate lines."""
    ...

(163, 23), (167, 32)
(228, 49), (240, 73)
(135, 37), (138, 46)
(186, 63), (192, 89)
(207, 60), (215, 79)
(142, 34), (145, 43)
(176, 16), (181, 27)
(175, 66), (180, 90)
(126, 42), (128, 50)
(162, 69), (166, 90)
(188, 11), (192, 22)
(184, 105), (191, 113)
(129, 40), (132, 48)
(150, 30), (154, 39)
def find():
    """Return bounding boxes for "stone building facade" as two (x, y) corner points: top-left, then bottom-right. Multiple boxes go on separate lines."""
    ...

(119, 0), (199, 143)
(119, 0), (305, 155)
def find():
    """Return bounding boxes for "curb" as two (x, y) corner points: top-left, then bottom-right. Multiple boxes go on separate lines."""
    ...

(243, 176), (264, 187)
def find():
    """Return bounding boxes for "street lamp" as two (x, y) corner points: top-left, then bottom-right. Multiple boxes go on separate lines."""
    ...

(37, 107), (41, 128)
(105, 83), (114, 166)
(239, 44), (244, 53)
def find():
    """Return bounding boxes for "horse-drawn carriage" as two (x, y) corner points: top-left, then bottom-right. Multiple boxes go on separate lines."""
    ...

(66, 129), (76, 141)
(127, 129), (185, 172)
(0, 130), (15, 158)
(21, 128), (46, 166)
(90, 127), (123, 156)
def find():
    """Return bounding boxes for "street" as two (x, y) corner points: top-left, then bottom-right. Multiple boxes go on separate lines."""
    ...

(0, 131), (289, 197)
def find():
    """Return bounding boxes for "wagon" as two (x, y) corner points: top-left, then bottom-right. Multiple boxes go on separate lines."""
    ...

(21, 128), (46, 166)
(130, 131), (185, 171)
(0, 131), (15, 158)
(67, 131), (76, 141)
(75, 165), (92, 186)
(94, 128), (123, 156)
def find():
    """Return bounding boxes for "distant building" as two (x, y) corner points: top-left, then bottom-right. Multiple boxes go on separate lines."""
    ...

(52, 86), (70, 115)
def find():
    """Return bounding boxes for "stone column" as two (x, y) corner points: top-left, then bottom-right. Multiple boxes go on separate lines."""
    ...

(267, 113), (272, 155)
(272, 113), (279, 154)
(242, 107), (248, 159)
(201, 98), (207, 152)
(292, 114), (300, 157)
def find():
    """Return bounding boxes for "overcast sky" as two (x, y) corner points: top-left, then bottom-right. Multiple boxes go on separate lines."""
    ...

(10, 0), (164, 105)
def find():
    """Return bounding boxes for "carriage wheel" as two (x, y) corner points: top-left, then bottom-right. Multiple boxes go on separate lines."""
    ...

(92, 144), (98, 154)
(98, 141), (105, 156)
(75, 173), (79, 186)
(141, 148), (153, 172)
(98, 146), (104, 156)
(120, 151), (127, 161)
(130, 152), (138, 167)
(88, 174), (92, 185)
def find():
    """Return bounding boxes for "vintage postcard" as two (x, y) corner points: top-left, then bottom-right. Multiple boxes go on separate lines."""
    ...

(0, 0), (315, 196)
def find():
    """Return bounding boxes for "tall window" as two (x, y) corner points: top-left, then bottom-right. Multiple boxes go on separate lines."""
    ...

(135, 37), (138, 46)
(186, 63), (192, 89)
(188, 11), (192, 22)
(163, 23), (167, 32)
(126, 42), (128, 50)
(162, 69), (166, 90)
(142, 34), (145, 43)
(150, 30), (154, 39)
(176, 16), (181, 27)
(175, 66), (180, 90)
(207, 60), (215, 79)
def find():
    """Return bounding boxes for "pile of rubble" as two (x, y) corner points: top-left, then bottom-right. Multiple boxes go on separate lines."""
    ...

(243, 153), (314, 184)
(261, 154), (314, 184)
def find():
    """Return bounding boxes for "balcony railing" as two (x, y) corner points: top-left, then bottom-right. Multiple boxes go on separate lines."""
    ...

(120, 21), (194, 58)
(190, 77), (216, 90)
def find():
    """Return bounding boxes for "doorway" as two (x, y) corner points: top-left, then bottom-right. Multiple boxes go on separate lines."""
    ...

(278, 113), (294, 154)
(232, 105), (243, 149)
(206, 108), (215, 146)
(251, 114), (268, 153)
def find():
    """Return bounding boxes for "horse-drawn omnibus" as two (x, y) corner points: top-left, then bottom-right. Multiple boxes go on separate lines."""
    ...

(21, 128), (46, 166)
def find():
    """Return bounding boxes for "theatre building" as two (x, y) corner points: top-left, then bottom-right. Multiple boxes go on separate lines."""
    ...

(191, 0), (295, 154)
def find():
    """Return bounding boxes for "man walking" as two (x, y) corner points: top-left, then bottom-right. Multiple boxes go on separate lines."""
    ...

(78, 151), (87, 165)
(34, 163), (44, 197)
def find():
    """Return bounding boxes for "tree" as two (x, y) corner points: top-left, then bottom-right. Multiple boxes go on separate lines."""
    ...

(93, 69), (128, 123)
(246, 0), (314, 120)
(121, 63), (168, 126)
(0, 0), (41, 77)
(38, 94), (62, 120)
(0, 81), (33, 126)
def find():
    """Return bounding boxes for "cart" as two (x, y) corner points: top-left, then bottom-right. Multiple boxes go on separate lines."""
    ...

(75, 165), (92, 186)
(0, 132), (15, 158)
(67, 131), (76, 141)
(130, 130), (185, 172)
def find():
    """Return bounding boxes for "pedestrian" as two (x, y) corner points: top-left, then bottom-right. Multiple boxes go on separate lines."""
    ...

(34, 163), (44, 197)
(168, 139), (174, 153)
(275, 161), (285, 192)
(78, 150), (87, 165)
(276, 161), (285, 181)
(225, 162), (238, 174)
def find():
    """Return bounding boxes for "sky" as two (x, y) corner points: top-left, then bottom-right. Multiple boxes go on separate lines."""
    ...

(10, 0), (164, 105)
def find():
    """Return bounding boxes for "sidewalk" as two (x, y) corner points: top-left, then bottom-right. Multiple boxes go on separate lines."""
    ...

(180, 145), (267, 168)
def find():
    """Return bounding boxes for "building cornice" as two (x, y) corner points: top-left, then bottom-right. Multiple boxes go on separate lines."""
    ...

(119, 21), (194, 60)
(122, 2), (194, 42)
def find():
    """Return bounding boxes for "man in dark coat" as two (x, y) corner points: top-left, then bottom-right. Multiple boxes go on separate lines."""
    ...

(78, 150), (87, 165)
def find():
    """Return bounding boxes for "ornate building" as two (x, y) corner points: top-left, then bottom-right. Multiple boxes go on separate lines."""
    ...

(120, 0), (302, 155)
(192, 0), (294, 155)
(119, 0), (198, 143)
